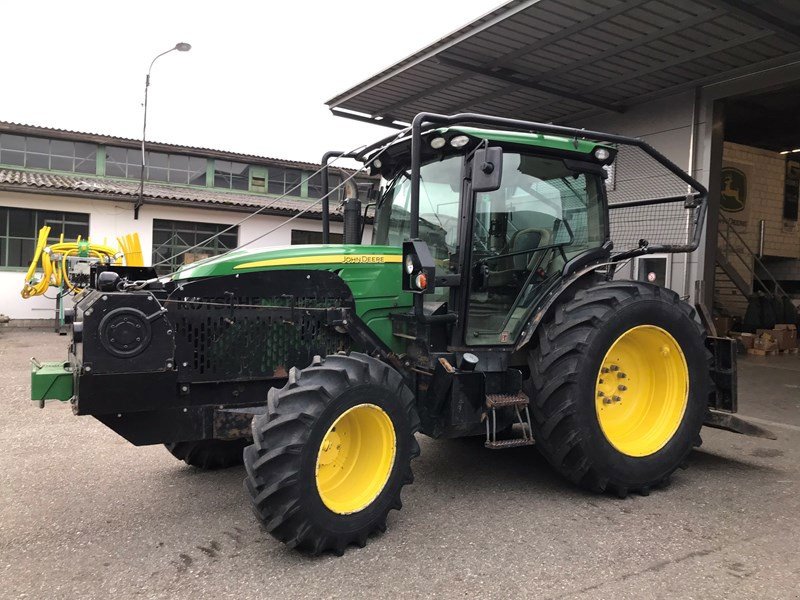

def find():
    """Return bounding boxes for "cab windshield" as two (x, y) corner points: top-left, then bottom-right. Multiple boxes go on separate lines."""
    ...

(372, 155), (462, 270)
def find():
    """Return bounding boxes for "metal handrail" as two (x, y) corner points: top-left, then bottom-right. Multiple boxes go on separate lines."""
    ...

(718, 211), (788, 299)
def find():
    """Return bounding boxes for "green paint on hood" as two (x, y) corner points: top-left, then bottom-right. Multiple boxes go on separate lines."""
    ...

(172, 244), (411, 353)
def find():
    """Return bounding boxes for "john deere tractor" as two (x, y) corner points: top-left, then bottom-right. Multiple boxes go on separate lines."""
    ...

(32, 112), (757, 555)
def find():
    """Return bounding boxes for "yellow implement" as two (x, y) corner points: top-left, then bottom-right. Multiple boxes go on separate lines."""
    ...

(21, 227), (144, 298)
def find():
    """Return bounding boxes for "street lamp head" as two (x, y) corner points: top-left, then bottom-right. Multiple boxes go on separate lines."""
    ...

(175, 42), (192, 52)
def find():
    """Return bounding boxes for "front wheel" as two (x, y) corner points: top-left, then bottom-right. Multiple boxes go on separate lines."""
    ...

(243, 353), (420, 555)
(525, 281), (711, 497)
(164, 438), (248, 470)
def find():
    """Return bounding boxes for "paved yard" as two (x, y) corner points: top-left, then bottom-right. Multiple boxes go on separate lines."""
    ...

(1, 327), (799, 599)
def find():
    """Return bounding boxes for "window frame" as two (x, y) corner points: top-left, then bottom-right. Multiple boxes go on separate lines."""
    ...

(0, 206), (90, 270)
(0, 134), (98, 175)
(151, 218), (239, 276)
(213, 159), (249, 191)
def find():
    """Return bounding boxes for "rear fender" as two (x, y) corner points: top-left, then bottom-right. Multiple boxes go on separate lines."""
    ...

(514, 266), (605, 351)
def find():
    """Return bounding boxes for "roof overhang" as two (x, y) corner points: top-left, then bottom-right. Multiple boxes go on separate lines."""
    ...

(327, 0), (800, 127)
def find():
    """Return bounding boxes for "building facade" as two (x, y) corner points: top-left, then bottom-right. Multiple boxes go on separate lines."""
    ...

(0, 122), (373, 322)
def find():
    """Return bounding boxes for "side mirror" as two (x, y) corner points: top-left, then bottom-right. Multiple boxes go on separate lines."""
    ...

(471, 146), (503, 192)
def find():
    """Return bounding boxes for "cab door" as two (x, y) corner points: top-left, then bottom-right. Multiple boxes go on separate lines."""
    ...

(461, 152), (606, 346)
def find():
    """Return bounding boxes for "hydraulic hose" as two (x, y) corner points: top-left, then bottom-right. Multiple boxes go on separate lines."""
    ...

(21, 227), (142, 298)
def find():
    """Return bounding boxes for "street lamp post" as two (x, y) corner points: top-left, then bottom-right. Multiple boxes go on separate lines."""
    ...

(134, 42), (191, 220)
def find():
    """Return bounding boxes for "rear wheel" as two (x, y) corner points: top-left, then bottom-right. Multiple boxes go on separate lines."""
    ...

(525, 280), (710, 497)
(165, 438), (248, 470)
(243, 353), (419, 555)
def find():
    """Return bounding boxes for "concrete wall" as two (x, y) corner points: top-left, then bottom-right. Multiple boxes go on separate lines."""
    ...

(571, 90), (701, 299)
(570, 60), (800, 309)
(0, 191), (356, 321)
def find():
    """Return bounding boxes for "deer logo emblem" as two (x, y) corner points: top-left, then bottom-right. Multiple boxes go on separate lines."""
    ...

(720, 167), (747, 213)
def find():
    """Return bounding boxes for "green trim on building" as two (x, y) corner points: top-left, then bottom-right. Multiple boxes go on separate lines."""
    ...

(249, 165), (268, 193)
(205, 159), (215, 188)
(96, 144), (105, 176)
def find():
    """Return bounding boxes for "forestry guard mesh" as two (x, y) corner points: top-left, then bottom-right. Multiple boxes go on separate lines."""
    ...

(606, 144), (700, 254)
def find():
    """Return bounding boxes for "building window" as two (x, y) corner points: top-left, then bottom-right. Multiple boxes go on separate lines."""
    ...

(268, 167), (302, 196)
(291, 229), (344, 245)
(0, 207), (89, 268)
(306, 172), (324, 199)
(306, 172), (347, 201)
(0, 134), (96, 174)
(214, 160), (249, 190)
(105, 147), (207, 185)
(152, 219), (238, 275)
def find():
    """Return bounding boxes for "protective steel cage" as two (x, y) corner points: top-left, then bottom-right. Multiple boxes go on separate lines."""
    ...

(320, 112), (707, 260)
(605, 143), (703, 256)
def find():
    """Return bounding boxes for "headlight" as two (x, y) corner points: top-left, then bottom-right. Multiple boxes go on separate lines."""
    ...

(430, 137), (446, 149)
(405, 255), (415, 274)
(450, 135), (470, 148)
(594, 147), (610, 161)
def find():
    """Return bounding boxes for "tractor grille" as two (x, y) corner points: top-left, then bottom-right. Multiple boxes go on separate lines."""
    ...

(173, 296), (348, 382)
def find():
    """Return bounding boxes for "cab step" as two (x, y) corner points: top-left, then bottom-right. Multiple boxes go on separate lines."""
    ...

(485, 437), (535, 450)
(486, 392), (530, 408)
(484, 391), (534, 449)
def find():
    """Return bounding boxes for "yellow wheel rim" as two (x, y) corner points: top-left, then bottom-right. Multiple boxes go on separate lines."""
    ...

(595, 325), (689, 457)
(315, 403), (396, 514)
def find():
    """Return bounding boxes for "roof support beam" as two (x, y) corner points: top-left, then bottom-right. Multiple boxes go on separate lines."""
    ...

(591, 29), (773, 92)
(705, 0), (800, 45)
(367, 0), (646, 117)
(326, 0), (545, 109)
(556, 49), (800, 123)
(437, 56), (625, 113)
(527, 7), (728, 83)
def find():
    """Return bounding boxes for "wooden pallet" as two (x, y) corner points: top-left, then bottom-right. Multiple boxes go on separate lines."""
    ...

(747, 348), (779, 356)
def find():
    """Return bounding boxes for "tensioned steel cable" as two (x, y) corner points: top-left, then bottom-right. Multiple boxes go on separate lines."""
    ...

(150, 152), (354, 269)
(154, 127), (409, 277)
(151, 127), (409, 276)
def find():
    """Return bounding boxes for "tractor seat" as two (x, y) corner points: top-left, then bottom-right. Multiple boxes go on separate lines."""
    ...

(482, 227), (553, 289)
(509, 227), (552, 270)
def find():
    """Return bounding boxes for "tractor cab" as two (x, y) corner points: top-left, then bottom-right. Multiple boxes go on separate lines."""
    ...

(368, 126), (614, 347)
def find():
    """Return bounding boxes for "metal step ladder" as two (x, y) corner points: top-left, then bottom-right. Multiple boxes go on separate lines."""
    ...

(484, 392), (535, 449)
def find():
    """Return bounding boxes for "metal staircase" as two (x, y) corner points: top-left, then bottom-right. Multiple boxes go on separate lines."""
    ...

(716, 212), (789, 316)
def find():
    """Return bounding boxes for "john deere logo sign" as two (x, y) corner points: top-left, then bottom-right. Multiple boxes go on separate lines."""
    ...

(721, 167), (747, 212)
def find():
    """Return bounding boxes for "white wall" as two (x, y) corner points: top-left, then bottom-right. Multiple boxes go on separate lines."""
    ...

(0, 190), (359, 320)
(571, 90), (700, 299)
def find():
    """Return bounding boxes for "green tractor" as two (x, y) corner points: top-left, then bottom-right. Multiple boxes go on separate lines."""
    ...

(32, 112), (756, 555)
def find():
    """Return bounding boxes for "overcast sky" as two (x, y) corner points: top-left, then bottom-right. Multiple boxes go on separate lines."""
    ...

(1, 1), (500, 164)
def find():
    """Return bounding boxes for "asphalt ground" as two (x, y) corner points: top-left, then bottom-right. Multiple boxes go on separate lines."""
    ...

(1, 327), (799, 599)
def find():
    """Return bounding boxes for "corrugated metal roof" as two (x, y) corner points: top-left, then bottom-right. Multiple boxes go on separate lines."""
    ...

(0, 168), (343, 218)
(327, 0), (800, 125)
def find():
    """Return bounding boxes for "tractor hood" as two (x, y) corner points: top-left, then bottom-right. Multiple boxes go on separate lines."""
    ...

(172, 244), (403, 280)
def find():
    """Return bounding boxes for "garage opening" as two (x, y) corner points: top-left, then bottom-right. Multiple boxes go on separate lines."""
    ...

(714, 82), (800, 340)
